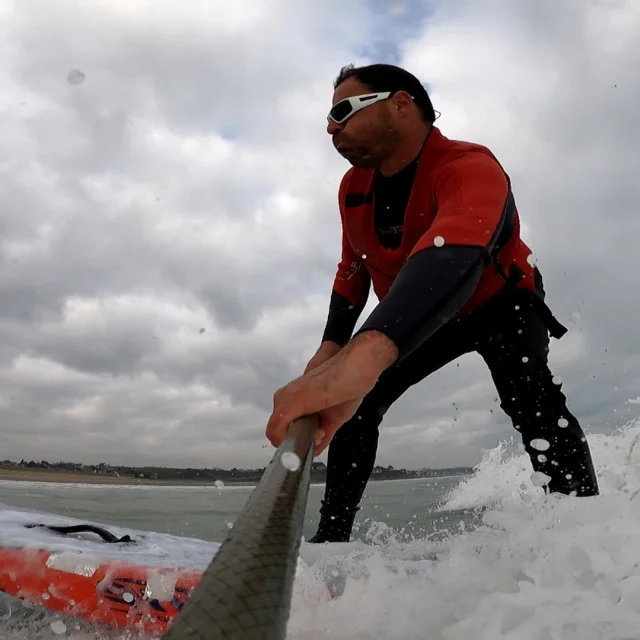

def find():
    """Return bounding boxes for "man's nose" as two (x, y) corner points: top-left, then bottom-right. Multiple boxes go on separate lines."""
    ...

(327, 120), (342, 136)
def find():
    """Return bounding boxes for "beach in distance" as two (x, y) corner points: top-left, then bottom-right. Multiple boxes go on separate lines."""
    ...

(0, 463), (474, 487)
(0, 466), (255, 487)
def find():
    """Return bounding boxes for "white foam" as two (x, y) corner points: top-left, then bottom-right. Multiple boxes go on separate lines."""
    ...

(45, 553), (98, 578)
(144, 569), (179, 600)
(0, 506), (220, 569)
(288, 421), (640, 639)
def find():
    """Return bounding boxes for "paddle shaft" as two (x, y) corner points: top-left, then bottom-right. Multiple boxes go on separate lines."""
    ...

(163, 414), (318, 639)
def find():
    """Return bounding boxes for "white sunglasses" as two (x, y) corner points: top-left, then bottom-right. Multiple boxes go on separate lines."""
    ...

(327, 92), (392, 124)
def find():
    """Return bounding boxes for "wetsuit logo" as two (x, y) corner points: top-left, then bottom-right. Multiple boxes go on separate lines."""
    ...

(340, 260), (363, 280)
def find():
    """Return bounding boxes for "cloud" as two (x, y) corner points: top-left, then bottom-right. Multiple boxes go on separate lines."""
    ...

(1, 0), (638, 471)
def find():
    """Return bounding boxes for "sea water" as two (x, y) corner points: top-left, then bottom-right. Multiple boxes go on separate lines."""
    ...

(2, 421), (640, 639)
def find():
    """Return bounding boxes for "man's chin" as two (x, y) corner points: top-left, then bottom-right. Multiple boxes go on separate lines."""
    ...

(340, 150), (377, 169)
(349, 158), (378, 169)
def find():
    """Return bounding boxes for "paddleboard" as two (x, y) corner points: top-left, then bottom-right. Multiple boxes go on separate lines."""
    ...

(0, 505), (361, 634)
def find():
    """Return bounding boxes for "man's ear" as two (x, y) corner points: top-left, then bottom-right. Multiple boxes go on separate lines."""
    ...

(391, 90), (414, 117)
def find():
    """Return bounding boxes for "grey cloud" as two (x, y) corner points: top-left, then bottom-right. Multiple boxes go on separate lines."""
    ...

(0, 12), (353, 463)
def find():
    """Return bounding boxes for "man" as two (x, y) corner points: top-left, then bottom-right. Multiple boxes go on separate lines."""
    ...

(266, 63), (599, 543)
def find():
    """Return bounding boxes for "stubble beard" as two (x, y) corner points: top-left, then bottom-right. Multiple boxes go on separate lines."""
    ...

(340, 132), (398, 169)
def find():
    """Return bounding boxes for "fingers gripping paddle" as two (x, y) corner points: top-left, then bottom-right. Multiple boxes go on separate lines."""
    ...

(163, 414), (319, 640)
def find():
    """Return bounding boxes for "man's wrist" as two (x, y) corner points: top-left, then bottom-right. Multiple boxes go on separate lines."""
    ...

(346, 329), (399, 374)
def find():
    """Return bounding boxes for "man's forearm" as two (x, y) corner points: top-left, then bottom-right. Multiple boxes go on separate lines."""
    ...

(298, 330), (397, 409)
(340, 330), (399, 386)
(354, 246), (485, 362)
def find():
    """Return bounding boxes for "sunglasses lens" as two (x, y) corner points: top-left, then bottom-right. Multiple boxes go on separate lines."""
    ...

(329, 100), (353, 123)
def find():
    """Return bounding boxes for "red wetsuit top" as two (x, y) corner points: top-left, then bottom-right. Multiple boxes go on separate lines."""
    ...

(322, 126), (559, 361)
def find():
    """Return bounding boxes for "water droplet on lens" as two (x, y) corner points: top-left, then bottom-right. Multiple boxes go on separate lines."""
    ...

(282, 452), (301, 471)
(67, 69), (85, 85)
(51, 620), (67, 635)
(530, 438), (550, 451)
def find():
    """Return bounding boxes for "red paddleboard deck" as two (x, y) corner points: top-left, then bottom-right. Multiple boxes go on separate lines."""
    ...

(0, 506), (357, 634)
(0, 546), (200, 633)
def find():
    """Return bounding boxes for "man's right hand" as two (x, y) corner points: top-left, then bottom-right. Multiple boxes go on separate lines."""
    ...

(304, 341), (342, 374)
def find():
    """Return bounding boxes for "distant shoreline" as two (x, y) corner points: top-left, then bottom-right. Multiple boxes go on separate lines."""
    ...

(0, 466), (471, 488)
(0, 467), (255, 487)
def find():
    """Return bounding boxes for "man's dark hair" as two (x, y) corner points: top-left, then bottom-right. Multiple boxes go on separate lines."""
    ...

(334, 63), (436, 124)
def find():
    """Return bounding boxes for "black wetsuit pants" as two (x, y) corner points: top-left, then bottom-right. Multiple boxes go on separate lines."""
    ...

(310, 286), (600, 543)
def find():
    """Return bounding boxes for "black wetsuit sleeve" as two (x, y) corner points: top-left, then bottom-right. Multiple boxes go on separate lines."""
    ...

(322, 273), (371, 346)
(353, 245), (485, 361)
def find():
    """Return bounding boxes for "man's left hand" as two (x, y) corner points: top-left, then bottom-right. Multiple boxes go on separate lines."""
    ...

(265, 331), (399, 456)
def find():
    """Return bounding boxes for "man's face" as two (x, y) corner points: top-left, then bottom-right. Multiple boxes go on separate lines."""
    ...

(327, 77), (398, 169)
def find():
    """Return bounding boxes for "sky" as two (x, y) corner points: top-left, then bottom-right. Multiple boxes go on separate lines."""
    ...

(1, 0), (639, 471)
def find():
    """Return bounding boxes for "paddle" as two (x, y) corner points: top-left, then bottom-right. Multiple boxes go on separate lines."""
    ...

(162, 414), (319, 640)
